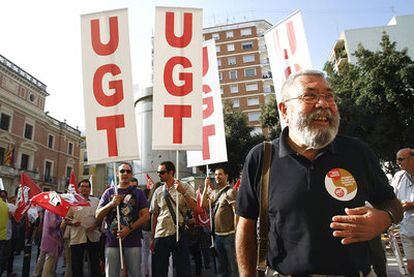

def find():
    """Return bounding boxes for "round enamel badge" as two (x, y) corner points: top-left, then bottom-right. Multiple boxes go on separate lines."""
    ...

(325, 168), (357, 201)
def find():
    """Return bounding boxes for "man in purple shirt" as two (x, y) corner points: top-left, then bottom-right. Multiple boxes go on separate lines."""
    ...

(33, 209), (63, 277)
(96, 162), (150, 277)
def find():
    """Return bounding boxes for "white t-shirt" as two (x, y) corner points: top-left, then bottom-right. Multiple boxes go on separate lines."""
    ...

(392, 170), (414, 236)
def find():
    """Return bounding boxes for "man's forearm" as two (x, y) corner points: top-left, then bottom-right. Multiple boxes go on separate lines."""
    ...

(236, 217), (257, 277)
(376, 197), (404, 225)
(131, 208), (150, 231)
(96, 202), (113, 222)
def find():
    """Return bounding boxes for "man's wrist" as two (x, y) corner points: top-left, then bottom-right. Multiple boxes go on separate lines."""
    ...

(381, 207), (395, 225)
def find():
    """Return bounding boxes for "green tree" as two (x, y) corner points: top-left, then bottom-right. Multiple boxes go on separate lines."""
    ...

(208, 102), (264, 181)
(325, 32), (414, 167)
(260, 94), (281, 140)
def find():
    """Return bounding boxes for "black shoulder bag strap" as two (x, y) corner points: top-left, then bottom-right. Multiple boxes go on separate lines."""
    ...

(163, 188), (178, 226)
(256, 141), (272, 277)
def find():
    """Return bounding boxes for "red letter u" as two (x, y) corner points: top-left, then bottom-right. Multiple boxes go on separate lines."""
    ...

(165, 12), (192, 48)
(91, 16), (119, 55)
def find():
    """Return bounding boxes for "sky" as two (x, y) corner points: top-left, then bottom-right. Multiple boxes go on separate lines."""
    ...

(1, 0), (414, 131)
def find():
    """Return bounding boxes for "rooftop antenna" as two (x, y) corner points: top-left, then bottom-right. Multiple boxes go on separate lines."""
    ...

(390, 5), (396, 16)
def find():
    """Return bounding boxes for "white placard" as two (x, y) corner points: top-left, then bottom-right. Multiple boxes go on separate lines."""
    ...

(81, 8), (139, 164)
(187, 40), (227, 167)
(264, 11), (312, 127)
(152, 6), (203, 150)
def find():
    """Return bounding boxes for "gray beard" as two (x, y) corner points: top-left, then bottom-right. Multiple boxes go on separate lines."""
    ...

(289, 108), (340, 150)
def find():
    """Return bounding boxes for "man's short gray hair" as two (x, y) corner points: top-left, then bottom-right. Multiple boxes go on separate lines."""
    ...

(281, 69), (327, 101)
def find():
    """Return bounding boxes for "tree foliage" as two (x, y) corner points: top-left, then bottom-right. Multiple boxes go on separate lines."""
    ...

(324, 33), (414, 167)
(208, 102), (264, 181)
(260, 94), (281, 140)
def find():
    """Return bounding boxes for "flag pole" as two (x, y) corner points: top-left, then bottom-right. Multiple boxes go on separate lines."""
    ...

(176, 150), (180, 242)
(113, 163), (125, 270)
(206, 165), (214, 247)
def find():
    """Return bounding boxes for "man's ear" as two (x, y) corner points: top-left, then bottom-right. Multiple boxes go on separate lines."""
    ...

(278, 102), (288, 123)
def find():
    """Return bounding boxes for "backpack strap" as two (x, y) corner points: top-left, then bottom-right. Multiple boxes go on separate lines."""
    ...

(256, 141), (272, 276)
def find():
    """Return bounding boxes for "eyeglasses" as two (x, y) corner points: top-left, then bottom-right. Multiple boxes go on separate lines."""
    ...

(284, 92), (336, 105)
(157, 170), (167, 175)
(119, 169), (132, 174)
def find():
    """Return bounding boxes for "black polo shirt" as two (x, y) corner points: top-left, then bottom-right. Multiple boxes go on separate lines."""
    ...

(236, 128), (395, 275)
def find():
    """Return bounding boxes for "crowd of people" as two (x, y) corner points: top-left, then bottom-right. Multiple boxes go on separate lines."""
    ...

(1, 69), (414, 277)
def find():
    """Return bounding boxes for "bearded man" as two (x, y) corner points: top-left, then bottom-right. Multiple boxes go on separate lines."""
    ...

(235, 70), (403, 276)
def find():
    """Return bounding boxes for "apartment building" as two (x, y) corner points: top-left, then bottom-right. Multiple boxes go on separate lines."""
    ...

(328, 14), (414, 70)
(203, 20), (274, 134)
(0, 54), (82, 194)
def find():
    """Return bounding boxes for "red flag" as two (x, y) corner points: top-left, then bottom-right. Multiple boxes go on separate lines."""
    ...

(146, 174), (155, 190)
(194, 188), (209, 227)
(14, 173), (42, 222)
(67, 170), (78, 193)
(31, 191), (90, 218)
(233, 179), (241, 190)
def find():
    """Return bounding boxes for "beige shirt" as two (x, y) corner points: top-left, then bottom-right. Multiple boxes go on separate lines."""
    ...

(68, 196), (101, 245)
(150, 182), (195, 238)
(212, 185), (237, 236)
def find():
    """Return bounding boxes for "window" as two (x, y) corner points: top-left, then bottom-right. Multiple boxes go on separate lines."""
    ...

(227, 44), (235, 52)
(243, 54), (255, 63)
(217, 58), (222, 67)
(47, 135), (54, 149)
(0, 147), (5, 165)
(226, 31), (234, 38)
(83, 151), (88, 162)
(0, 113), (11, 131)
(227, 57), (236, 65)
(83, 165), (90, 175)
(216, 45), (221, 53)
(242, 41), (253, 50)
(212, 33), (220, 40)
(66, 167), (72, 179)
(250, 127), (263, 136)
(248, 111), (261, 122)
(247, 97), (260, 106)
(245, 83), (258, 91)
(232, 99), (240, 108)
(244, 68), (256, 77)
(29, 93), (36, 103)
(229, 70), (237, 80)
(44, 161), (52, 182)
(20, 153), (29, 170)
(220, 86), (224, 94)
(241, 28), (252, 36)
(230, 85), (238, 93)
(24, 123), (33, 140)
(219, 72), (223, 81)
(68, 142), (73, 155)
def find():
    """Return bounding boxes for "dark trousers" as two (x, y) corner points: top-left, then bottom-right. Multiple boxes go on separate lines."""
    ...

(70, 240), (101, 277)
(152, 233), (190, 277)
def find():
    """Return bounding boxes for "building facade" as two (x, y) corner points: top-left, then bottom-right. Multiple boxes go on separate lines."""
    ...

(203, 20), (274, 134)
(0, 54), (82, 194)
(329, 14), (414, 70)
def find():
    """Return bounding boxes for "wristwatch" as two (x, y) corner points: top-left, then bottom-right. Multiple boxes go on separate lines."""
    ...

(381, 207), (396, 225)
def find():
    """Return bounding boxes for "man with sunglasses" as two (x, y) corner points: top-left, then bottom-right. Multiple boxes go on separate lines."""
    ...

(392, 148), (414, 275)
(96, 162), (150, 277)
(150, 161), (197, 277)
(236, 70), (403, 276)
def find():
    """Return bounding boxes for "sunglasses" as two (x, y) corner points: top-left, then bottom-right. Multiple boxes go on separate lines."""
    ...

(119, 169), (132, 174)
(157, 170), (167, 175)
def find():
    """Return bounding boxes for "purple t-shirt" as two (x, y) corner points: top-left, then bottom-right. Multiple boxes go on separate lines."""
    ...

(98, 186), (148, 247)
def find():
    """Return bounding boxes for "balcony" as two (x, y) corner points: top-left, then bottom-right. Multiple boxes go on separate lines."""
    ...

(20, 169), (40, 180)
(262, 71), (272, 79)
(0, 165), (18, 176)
